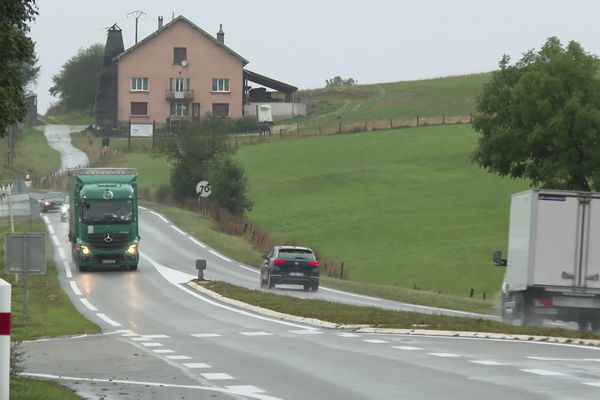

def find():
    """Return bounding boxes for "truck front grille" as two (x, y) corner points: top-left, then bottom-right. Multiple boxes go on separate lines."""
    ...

(88, 233), (129, 250)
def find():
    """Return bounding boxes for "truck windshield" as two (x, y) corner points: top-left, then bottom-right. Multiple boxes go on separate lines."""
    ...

(82, 199), (133, 224)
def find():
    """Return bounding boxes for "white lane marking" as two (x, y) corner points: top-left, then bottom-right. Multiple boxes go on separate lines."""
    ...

(141, 342), (163, 347)
(51, 235), (60, 246)
(430, 334), (600, 350)
(393, 346), (423, 351)
(238, 264), (259, 274)
(527, 356), (600, 362)
(520, 369), (565, 376)
(139, 206), (147, 210)
(320, 286), (380, 301)
(470, 360), (507, 366)
(201, 373), (234, 381)
(428, 353), (461, 358)
(240, 331), (272, 336)
(183, 363), (211, 369)
(226, 386), (266, 394)
(363, 339), (388, 344)
(584, 382), (600, 388)
(141, 253), (315, 330)
(153, 349), (175, 354)
(150, 211), (169, 223)
(69, 281), (82, 296)
(166, 355), (192, 360)
(112, 330), (133, 334)
(209, 250), (232, 262)
(191, 333), (222, 338)
(96, 313), (121, 327)
(121, 333), (137, 337)
(337, 333), (361, 338)
(80, 298), (97, 311)
(131, 337), (151, 341)
(42, 216), (50, 224)
(289, 330), (323, 335)
(171, 225), (186, 235)
(47, 224), (55, 234)
(142, 335), (170, 339)
(189, 237), (206, 248)
(20, 373), (283, 400)
(64, 261), (72, 278)
(57, 247), (66, 260)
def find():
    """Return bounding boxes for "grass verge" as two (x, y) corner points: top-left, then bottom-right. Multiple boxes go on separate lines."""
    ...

(0, 126), (61, 180)
(202, 280), (600, 340)
(42, 111), (94, 126)
(0, 219), (100, 398)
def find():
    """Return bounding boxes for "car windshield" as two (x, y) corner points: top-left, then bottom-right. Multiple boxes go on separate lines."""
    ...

(45, 192), (64, 200)
(278, 249), (315, 261)
(82, 199), (133, 224)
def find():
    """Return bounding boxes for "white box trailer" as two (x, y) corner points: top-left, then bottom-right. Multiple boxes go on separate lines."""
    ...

(496, 189), (600, 330)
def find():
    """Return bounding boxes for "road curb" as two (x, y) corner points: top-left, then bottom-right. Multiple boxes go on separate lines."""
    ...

(186, 281), (600, 347)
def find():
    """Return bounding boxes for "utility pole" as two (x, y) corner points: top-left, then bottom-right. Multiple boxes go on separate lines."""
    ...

(127, 10), (147, 44)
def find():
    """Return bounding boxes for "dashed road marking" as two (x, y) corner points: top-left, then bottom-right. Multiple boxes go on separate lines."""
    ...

(209, 250), (232, 262)
(470, 360), (507, 366)
(289, 330), (323, 335)
(337, 333), (361, 338)
(142, 335), (170, 339)
(141, 342), (163, 347)
(191, 333), (222, 338)
(363, 339), (388, 344)
(527, 356), (600, 362)
(170, 225), (186, 235)
(121, 333), (137, 337)
(392, 346), (423, 351)
(240, 331), (272, 336)
(166, 355), (192, 360)
(428, 353), (461, 358)
(96, 313), (121, 327)
(238, 264), (259, 274)
(64, 261), (72, 278)
(188, 237), (206, 248)
(520, 369), (565, 376)
(69, 281), (82, 296)
(150, 211), (169, 223)
(153, 349), (175, 354)
(584, 382), (600, 388)
(226, 385), (266, 394)
(57, 247), (66, 260)
(47, 224), (55, 234)
(201, 373), (234, 381)
(80, 298), (97, 311)
(132, 337), (151, 341)
(183, 363), (211, 369)
(51, 235), (60, 246)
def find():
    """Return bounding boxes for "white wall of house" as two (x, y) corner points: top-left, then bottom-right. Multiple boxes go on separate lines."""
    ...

(244, 102), (306, 119)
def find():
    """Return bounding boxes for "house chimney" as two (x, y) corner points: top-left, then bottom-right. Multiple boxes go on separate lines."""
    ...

(158, 16), (163, 30)
(217, 24), (224, 44)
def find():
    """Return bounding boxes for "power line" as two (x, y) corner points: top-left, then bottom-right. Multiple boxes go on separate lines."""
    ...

(127, 10), (147, 44)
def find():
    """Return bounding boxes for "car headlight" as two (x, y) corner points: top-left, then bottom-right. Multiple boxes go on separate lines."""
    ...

(126, 244), (138, 255)
(44, 201), (50, 206)
(80, 245), (91, 256)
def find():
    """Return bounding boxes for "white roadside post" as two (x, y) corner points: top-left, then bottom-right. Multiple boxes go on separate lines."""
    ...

(0, 279), (10, 400)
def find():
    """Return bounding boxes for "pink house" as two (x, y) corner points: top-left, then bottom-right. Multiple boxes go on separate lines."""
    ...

(114, 16), (248, 126)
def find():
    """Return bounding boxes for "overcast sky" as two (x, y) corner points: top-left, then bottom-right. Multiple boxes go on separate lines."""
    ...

(30, 0), (600, 113)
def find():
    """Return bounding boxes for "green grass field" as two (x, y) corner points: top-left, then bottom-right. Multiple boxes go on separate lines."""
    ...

(0, 126), (61, 180)
(236, 124), (529, 297)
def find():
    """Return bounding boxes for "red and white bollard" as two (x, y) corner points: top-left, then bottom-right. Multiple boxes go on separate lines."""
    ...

(0, 279), (10, 400)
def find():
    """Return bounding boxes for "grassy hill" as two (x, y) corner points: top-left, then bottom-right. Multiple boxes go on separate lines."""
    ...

(236, 124), (528, 297)
(290, 73), (490, 132)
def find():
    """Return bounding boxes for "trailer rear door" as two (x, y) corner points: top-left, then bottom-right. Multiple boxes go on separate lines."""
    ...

(583, 197), (600, 289)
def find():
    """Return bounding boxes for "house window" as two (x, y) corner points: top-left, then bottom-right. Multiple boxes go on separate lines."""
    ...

(173, 47), (187, 65)
(131, 77), (149, 91)
(170, 102), (188, 117)
(169, 78), (191, 92)
(130, 102), (148, 116)
(212, 103), (229, 117)
(211, 79), (230, 93)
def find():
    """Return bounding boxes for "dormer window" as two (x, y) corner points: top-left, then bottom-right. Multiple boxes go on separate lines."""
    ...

(174, 47), (187, 65)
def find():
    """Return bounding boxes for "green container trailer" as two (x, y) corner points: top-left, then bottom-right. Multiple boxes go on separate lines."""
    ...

(67, 168), (140, 271)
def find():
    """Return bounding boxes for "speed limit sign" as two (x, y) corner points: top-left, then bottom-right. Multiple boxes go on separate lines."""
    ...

(196, 180), (212, 197)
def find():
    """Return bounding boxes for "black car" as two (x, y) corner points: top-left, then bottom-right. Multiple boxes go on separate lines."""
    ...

(261, 246), (320, 291)
(40, 192), (65, 212)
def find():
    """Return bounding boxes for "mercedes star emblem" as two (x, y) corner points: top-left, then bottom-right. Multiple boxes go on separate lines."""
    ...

(104, 233), (113, 243)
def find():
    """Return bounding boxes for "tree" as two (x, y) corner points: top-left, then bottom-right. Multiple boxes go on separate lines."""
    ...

(50, 44), (104, 114)
(0, 0), (38, 136)
(473, 37), (600, 191)
(325, 76), (357, 88)
(22, 51), (40, 89)
(155, 117), (252, 215)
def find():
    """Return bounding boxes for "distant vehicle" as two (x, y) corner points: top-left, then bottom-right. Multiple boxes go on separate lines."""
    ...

(494, 189), (600, 331)
(60, 203), (69, 222)
(261, 246), (320, 291)
(40, 192), (65, 213)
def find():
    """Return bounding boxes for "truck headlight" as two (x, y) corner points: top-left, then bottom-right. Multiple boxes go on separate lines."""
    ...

(126, 244), (138, 255)
(80, 245), (91, 256)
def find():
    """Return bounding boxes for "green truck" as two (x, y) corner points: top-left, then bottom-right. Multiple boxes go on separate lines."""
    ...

(67, 168), (140, 272)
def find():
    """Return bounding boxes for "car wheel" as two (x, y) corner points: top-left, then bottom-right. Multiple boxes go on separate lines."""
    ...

(267, 272), (275, 289)
(260, 271), (267, 288)
(310, 281), (319, 292)
(303, 283), (310, 291)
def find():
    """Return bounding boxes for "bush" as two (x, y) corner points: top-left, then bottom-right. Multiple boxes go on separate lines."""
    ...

(232, 116), (258, 133)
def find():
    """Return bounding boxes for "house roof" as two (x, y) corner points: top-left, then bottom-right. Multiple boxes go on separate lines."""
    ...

(114, 15), (249, 65)
(244, 70), (298, 94)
